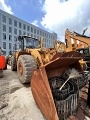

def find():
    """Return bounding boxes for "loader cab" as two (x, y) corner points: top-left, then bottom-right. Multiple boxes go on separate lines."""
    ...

(16, 36), (39, 51)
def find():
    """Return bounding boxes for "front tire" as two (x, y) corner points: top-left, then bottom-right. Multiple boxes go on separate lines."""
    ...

(17, 55), (37, 83)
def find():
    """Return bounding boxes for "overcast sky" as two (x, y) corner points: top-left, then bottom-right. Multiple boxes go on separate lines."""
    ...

(0, 0), (90, 42)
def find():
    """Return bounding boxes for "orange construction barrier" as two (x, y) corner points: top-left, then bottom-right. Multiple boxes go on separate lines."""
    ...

(0, 56), (5, 69)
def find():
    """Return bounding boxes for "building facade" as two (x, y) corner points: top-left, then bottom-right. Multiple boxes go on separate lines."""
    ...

(0, 9), (57, 56)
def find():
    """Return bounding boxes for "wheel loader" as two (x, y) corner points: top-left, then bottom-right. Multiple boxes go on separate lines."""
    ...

(11, 35), (65, 83)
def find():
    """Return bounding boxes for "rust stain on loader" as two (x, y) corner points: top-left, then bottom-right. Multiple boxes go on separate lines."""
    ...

(31, 67), (59, 120)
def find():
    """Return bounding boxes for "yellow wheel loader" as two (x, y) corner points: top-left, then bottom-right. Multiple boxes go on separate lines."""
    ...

(11, 36), (65, 83)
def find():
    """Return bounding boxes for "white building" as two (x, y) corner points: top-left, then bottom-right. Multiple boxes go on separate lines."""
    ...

(0, 9), (57, 56)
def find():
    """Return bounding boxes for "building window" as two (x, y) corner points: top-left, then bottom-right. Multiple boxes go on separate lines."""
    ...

(2, 15), (6, 23)
(3, 42), (6, 49)
(44, 44), (46, 48)
(3, 33), (6, 40)
(19, 22), (22, 28)
(23, 24), (26, 30)
(27, 26), (29, 31)
(37, 30), (39, 35)
(34, 35), (36, 38)
(14, 44), (17, 51)
(19, 30), (22, 35)
(14, 28), (17, 35)
(23, 31), (26, 35)
(14, 20), (17, 27)
(14, 36), (17, 42)
(34, 29), (36, 34)
(49, 35), (50, 39)
(40, 31), (42, 35)
(9, 27), (12, 33)
(27, 33), (29, 36)
(9, 43), (12, 50)
(9, 35), (12, 41)
(9, 18), (12, 25)
(37, 36), (39, 40)
(42, 32), (44, 36)
(3, 24), (6, 32)
(31, 27), (33, 32)
(47, 34), (48, 38)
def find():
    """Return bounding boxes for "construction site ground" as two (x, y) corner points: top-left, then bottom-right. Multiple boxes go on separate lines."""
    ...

(0, 65), (90, 120)
(0, 65), (46, 120)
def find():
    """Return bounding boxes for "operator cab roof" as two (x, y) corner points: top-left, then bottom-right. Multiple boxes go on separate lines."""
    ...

(17, 35), (38, 41)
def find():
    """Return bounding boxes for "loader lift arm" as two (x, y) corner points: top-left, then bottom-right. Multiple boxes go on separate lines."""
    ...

(65, 28), (90, 50)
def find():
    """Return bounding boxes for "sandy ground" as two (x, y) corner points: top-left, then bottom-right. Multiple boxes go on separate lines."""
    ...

(0, 65), (46, 120)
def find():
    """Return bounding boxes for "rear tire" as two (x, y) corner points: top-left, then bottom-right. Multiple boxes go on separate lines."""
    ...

(11, 56), (17, 71)
(17, 55), (37, 83)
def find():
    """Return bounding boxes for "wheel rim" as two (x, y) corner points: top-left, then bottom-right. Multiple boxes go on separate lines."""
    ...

(18, 63), (23, 76)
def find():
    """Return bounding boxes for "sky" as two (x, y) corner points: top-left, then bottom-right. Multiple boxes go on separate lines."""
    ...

(0, 0), (90, 42)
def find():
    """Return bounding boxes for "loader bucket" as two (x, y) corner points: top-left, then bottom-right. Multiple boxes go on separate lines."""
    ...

(31, 51), (84, 120)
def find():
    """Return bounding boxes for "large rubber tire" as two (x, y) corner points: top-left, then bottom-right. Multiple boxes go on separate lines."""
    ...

(11, 56), (17, 71)
(17, 55), (37, 83)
